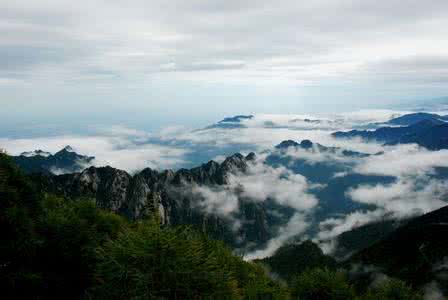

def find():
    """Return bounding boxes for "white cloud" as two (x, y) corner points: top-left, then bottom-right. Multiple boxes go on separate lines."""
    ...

(354, 144), (448, 177)
(157, 112), (390, 154)
(245, 213), (310, 260)
(192, 185), (239, 216)
(191, 159), (317, 215)
(227, 162), (318, 211)
(347, 177), (448, 218)
(316, 210), (384, 252)
(0, 129), (189, 172)
(190, 158), (318, 259)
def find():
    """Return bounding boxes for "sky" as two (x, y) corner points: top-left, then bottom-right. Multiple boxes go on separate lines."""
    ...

(1, 0), (448, 135)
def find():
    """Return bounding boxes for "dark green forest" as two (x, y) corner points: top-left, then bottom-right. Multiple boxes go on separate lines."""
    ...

(0, 153), (425, 299)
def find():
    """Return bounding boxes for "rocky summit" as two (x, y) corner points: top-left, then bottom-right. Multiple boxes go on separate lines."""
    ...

(35, 152), (276, 249)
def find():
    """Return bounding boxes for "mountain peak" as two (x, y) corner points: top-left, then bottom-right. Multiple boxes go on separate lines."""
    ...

(246, 152), (256, 161)
(219, 115), (254, 123)
(275, 140), (299, 149)
(300, 139), (313, 149)
(20, 149), (51, 157)
(62, 145), (74, 152)
(387, 112), (448, 126)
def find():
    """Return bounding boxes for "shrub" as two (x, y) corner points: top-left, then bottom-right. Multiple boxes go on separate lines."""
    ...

(291, 268), (355, 300)
(361, 278), (422, 300)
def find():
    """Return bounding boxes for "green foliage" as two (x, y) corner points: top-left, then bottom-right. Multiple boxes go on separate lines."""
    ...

(0, 154), (428, 299)
(93, 221), (234, 298)
(361, 278), (422, 300)
(258, 240), (337, 281)
(291, 268), (355, 300)
(0, 153), (44, 297)
(35, 195), (127, 298)
(93, 220), (287, 299)
(1, 155), (284, 299)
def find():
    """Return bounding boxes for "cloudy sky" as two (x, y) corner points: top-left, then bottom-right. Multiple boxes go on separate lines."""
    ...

(1, 0), (448, 135)
(3, 0), (448, 267)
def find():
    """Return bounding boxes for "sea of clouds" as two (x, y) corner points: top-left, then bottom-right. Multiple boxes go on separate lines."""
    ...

(2, 108), (448, 259)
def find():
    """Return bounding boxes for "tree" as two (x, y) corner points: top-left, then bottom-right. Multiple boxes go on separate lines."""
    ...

(361, 278), (422, 300)
(291, 268), (355, 300)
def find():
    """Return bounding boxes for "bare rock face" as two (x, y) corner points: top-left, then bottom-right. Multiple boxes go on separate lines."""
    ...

(38, 152), (278, 249)
(13, 145), (95, 174)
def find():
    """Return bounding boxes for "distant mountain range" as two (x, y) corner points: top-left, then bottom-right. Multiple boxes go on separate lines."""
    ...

(384, 112), (448, 126)
(333, 113), (448, 150)
(13, 146), (94, 174)
(204, 115), (254, 129)
(15, 139), (403, 250)
(275, 139), (370, 158)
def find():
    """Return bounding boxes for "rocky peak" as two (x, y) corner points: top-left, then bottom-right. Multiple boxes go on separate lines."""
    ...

(299, 139), (313, 149)
(275, 140), (299, 149)
(138, 168), (160, 185)
(37, 150), (275, 249)
(245, 152), (256, 161)
(189, 160), (221, 184)
(221, 153), (247, 172)
(63, 145), (74, 152)
(20, 149), (51, 157)
(172, 168), (195, 185)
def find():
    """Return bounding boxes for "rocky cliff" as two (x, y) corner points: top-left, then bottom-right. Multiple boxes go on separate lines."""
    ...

(35, 152), (275, 249)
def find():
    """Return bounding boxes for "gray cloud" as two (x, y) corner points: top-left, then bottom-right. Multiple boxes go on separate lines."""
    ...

(1, 0), (448, 87)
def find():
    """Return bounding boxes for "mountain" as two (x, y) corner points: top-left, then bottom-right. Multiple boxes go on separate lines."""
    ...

(16, 140), (398, 251)
(204, 115), (254, 129)
(386, 112), (448, 126)
(267, 139), (392, 221)
(13, 146), (95, 174)
(275, 139), (369, 158)
(332, 119), (448, 149)
(331, 219), (405, 259)
(257, 240), (337, 280)
(348, 205), (448, 291)
(20, 149), (51, 157)
(396, 123), (448, 150)
(33, 152), (286, 250)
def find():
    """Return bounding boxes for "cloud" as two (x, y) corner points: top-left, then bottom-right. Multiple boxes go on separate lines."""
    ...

(313, 143), (448, 252)
(0, 111), (391, 173)
(354, 144), (448, 177)
(423, 281), (446, 300)
(91, 124), (151, 141)
(160, 61), (246, 72)
(157, 112), (392, 155)
(189, 157), (318, 258)
(0, 126), (189, 172)
(2, 0), (448, 134)
(316, 210), (385, 254)
(191, 159), (317, 215)
(245, 213), (310, 260)
(3, 111), (448, 259)
(227, 161), (318, 211)
(192, 185), (240, 216)
(347, 177), (448, 218)
(1, 0), (448, 89)
(345, 144), (448, 219)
